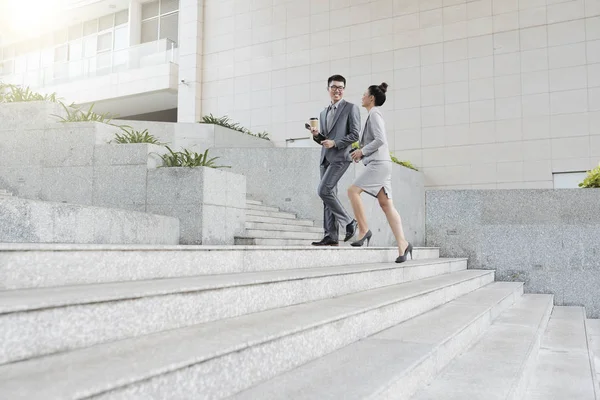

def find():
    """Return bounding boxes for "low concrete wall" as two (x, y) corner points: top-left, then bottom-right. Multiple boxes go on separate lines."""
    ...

(117, 120), (274, 151)
(146, 167), (246, 245)
(0, 196), (179, 245)
(210, 148), (426, 247)
(426, 189), (600, 317)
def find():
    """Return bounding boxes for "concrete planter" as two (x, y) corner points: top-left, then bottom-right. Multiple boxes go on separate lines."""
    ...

(147, 167), (246, 245)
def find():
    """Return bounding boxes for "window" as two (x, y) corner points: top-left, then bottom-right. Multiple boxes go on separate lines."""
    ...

(141, 0), (179, 44)
(114, 26), (129, 50)
(97, 32), (113, 52)
(68, 24), (82, 41)
(69, 40), (83, 61)
(83, 36), (97, 58)
(141, 19), (159, 43)
(115, 9), (129, 26)
(54, 45), (68, 62)
(99, 14), (114, 31)
(159, 13), (178, 43)
(84, 20), (98, 36)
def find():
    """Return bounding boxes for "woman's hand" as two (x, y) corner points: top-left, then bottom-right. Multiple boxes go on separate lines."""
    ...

(351, 149), (363, 162)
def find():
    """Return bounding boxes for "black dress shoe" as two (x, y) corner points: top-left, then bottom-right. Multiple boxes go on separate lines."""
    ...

(311, 236), (339, 246)
(344, 220), (358, 242)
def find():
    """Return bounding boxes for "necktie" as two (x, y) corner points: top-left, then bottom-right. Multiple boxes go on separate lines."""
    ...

(327, 104), (336, 133)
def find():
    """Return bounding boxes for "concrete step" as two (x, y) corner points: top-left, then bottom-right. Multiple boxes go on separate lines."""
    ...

(233, 281), (524, 400)
(235, 237), (317, 246)
(244, 208), (297, 219)
(245, 199), (263, 206)
(524, 307), (596, 400)
(246, 214), (314, 226)
(244, 229), (323, 240)
(0, 258), (467, 364)
(0, 196), (179, 245)
(410, 294), (554, 400)
(0, 244), (441, 290)
(246, 203), (280, 213)
(0, 189), (12, 197)
(245, 222), (322, 233)
(0, 269), (494, 399)
(586, 319), (600, 396)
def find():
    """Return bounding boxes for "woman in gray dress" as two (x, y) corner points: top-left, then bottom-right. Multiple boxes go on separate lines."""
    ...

(348, 82), (413, 263)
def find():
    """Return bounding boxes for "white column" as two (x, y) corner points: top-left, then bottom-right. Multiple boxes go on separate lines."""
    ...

(176, 0), (203, 123)
(128, 0), (142, 46)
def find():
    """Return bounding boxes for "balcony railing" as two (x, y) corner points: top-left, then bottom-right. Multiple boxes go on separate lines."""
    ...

(0, 39), (178, 89)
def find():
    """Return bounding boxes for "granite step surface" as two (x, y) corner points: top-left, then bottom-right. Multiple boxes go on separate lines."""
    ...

(244, 209), (297, 219)
(0, 269), (494, 400)
(245, 222), (322, 233)
(232, 282), (524, 400)
(243, 229), (323, 240)
(524, 306), (596, 400)
(586, 318), (600, 396)
(410, 294), (554, 400)
(245, 214), (314, 226)
(0, 258), (467, 364)
(245, 203), (280, 213)
(0, 244), (440, 290)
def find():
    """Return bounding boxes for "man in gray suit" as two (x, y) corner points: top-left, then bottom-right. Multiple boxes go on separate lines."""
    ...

(310, 74), (360, 246)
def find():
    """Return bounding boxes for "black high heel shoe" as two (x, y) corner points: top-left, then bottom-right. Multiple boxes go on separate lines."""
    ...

(395, 242), (413, 263)
(351, 230), (372, 247)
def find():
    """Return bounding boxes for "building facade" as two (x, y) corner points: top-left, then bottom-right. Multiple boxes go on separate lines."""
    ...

(1, 0), (599, 189)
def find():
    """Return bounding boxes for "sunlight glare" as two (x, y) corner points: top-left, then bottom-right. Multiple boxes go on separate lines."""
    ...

(6, 0), (63, 36)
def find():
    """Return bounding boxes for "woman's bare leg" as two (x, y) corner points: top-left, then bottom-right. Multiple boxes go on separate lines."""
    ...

(348, 185), (369, 237)
(377, 189), (409, 256)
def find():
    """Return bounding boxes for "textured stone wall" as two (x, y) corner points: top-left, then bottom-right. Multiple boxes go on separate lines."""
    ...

(426, 189), (600, 317)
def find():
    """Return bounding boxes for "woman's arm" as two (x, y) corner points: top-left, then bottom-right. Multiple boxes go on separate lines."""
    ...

(360, 111), (386, 157)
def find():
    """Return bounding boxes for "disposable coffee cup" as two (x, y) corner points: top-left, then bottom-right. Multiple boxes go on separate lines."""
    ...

(309, 118), (318, 129)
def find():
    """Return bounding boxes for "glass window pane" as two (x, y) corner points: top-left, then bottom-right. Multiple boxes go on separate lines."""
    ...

(160, 0), (179, 14)
(96, 52), (112, 73)
(115, 9), (129, 25)
(99, 14), (114, 31)
(142, 1), (159, 19)
(69, 40), (83, 61)
(54, 29), (68, 45)
(54, 45), (68, 62)
(83, 36), (97, 58)
(0, 60), (14, 75)
(83, 20), (98, 36)
(27, 52), (40, 70)
(3, 45), (15, 60)
(41, 49), (53, 67)
(141, 19), (158, 43)
(159, 13), (178, 44)
(114, 26), (128, 50)
(68, 60), (83, 79)
(15, 56), (26, 73)
(68, 24), (82, 40)
(97, 32), (113, 52)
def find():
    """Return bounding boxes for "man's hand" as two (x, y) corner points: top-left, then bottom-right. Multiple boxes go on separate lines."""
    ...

(322, 140), (335, 149)
(310, 127), (319, 137)
(351, 149), (363, 162)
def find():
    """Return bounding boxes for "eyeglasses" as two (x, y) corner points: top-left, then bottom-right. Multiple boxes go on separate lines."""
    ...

(329, 85), (345, 92)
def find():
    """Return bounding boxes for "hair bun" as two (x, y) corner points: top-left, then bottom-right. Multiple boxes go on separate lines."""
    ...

(378, 82), (388, 93)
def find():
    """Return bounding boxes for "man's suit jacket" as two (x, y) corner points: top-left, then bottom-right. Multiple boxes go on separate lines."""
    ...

(314, 99), (360, 165)
(359, 107), (391, 165)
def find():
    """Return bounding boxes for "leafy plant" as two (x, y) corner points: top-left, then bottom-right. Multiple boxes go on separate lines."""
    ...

(579, 162), (600, 188)
(54, 102), (116, 124)
(199, 113), (270, 141)
(390, 153), (418, 171)
(159, 146), (230, 169)
(0, 82), (58, 103)
(113, 127), (163, 144)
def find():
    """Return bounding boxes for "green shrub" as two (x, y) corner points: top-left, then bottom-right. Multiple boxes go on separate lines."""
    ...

(579, 163), (600, 188)
(113, 127), (162, 144)
(159, 146), (230, 169)
(54, 102), (117, 124)
(199, 113), (270, 141)
(0, 82), (58, 103)
(390, 153), (418, 171)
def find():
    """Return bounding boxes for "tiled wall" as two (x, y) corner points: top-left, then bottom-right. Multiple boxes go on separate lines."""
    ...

(200, 0), (600, 188)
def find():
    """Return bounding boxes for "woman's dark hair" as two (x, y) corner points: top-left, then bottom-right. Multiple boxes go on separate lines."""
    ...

(368, 82), (388, 106)
(327, 74), (346, 87)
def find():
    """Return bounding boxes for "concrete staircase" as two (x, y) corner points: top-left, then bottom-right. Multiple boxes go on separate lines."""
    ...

(235, 199), (323, 245)
(0, 244), (596, 399)
(0, 189), (12, 197)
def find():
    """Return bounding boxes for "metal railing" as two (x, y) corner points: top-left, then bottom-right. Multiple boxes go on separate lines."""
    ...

(0, 39), (178, 89)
